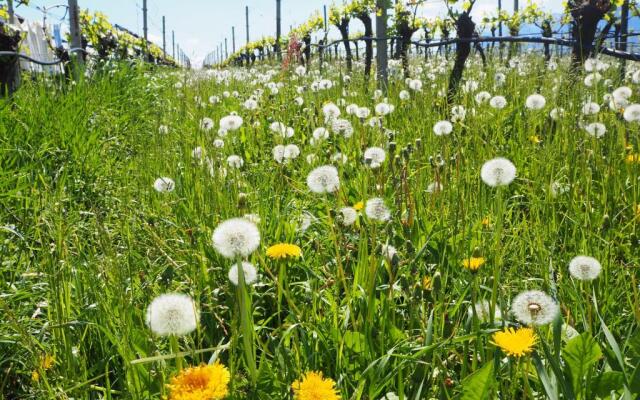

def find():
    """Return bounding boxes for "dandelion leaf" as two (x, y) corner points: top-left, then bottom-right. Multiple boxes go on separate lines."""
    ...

(562, 333), (602, 393)
(458, 362), (495, 400)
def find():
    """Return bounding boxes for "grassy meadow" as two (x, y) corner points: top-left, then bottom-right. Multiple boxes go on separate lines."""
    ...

(1, 51), (640, 399)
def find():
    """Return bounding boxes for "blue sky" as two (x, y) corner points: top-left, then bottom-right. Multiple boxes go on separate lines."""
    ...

(15, 0), (563, 67)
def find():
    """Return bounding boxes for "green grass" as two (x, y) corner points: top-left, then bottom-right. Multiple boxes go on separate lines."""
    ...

(1, 52), (639, 399)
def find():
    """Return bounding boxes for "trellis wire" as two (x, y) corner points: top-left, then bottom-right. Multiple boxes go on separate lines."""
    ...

(0, 48), (87, 66)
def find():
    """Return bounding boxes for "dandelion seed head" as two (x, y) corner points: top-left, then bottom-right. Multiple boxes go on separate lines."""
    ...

(480, 157), (516, 187)
(511, 290), (559, 326)
(146, 293), (198, 337)
(307, 165), (340, 194)
(212, 218), (261, 259)
(568, 255), (602, 281)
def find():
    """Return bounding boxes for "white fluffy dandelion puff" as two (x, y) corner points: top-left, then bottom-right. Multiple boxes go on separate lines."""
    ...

(154, 177), (175, 193)
(228, 261), (258, 285)
(306, 165), (340, 194)
(212, 218), (261, 259)
(568, 255), (602, 281)
(511, 290), (559, 326)
(433, 120), (453, 136)
(339, 207), (357, 226)
(365, 198), (391, 222)
(525, 94), (546, 110)
(219, 114), (243, 131)
(146, 293), (199, 336)
(480, 157), (516, 187)
(364, 147), (386, 168)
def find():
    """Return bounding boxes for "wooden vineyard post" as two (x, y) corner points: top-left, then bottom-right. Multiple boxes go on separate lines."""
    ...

(376, 0), (388, 92)
(68, 0), (84, 80)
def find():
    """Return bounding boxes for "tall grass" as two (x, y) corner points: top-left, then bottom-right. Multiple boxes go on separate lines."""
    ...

(1, 52), (639, 399)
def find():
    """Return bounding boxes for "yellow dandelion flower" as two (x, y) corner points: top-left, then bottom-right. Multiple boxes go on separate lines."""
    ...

(167, 363), (230, 400)
(422, 276), (432, 290)
(635, 204), (640, 219)
(31, 370), (40, 382)
(625, 154), (640, 164)
(292, 371), (341, 400)
(462, 257), (485, 272)
(481, 217), (491, 227)
(266, 243), (302, 260)
(40, 354), (55, 370)
(492, 327), (537, 357)
(529, 135), (542, 144)
(353, 201), (364, 211)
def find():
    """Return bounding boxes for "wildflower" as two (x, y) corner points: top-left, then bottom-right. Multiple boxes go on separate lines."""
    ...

(228, 261), (258, 285)
(481, 217), (491, 226)
(511, 290), (559, 326)
(585, 122), (606, 138)
(475, 91), (491, 104)
(550, 107), (565, 120)
(451, 105), (466, 122)
(312, 127), (330, 142)
(158, 125), (169, 134)
(339, 207), (357, 226)
(353, 201), (364, 211)
(243, 98), (258, 110)
(568, 255), (602, 281)
(219, 114), (243, 131)
(292, 371), (341, 400)
(331, 152), (348, 164)
(468, 300), (502, 322)
(266, 243), (302, 260)
(307, 165), (340, 194)
(381, 393), (401, 400)
(226, 155), (244, 168)
(381, 244), (398, 262)
(200, 117), (214, 131)
(613, 86), (632, 101)
(192, 147), (204, 160)
(271, 122), (295, 138)
(375, 102), (394, 116)
(529, 135), (542, 144)
(281, 145), (299, 161)
(462, 257), (485, 272)
(212, 218), (261, 259)
(433, 120), (453, 136)
(550, 181), (569, 197)
(422, 276), (432, 290)
(213, 139), (224, 148)
(480, 157), (517, 187)
(492, 327), (537, 357)
(489, 95), (507, 109)
(582, 102), (600, 115)
(364, 147), (386, 168)
(273, 145), (286, 163)
(323, 102), (341, 122)
(365, 198), (391, 222)
(167, 363), (230, 400)
(399, 90), (410, 100)
(331, 118), (354, 138)
(146, 293), (198, 337)
(623, 104), (640, 122)
(154, 177), (175, 193)
(408, 79), (422, 91)
(525, 94), (546, 110)
(208, 95), (220, 104)
(349, 107), (367, 121)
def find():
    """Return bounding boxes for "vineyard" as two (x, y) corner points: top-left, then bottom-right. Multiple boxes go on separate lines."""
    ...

(2, 0), (640, 399)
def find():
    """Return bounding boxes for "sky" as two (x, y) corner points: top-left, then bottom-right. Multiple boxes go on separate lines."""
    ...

(15, 0), (564, 67)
